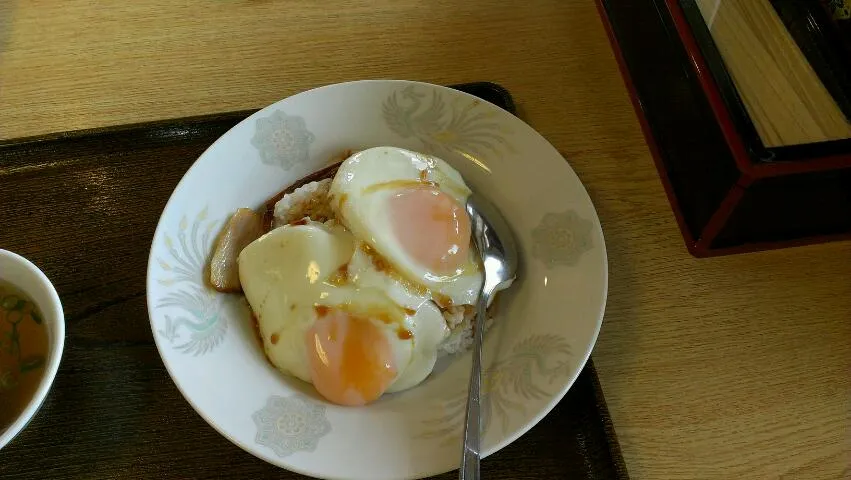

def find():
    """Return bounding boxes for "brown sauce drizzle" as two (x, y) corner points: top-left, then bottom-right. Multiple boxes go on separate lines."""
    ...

(360, 243), (392, 273)
(270, 333), (280, 345)
(327, 263), (349, 286)
(397, 329), (413, 340)
(290, 217), (308, 226)
(403, 307), (416, 316)
(362, 179), (437, 194)
(433, 293), (453, 309)
(359, 243), (430, 297)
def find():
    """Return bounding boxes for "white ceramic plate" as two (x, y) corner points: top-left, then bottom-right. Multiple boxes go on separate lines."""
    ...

(146, 80), (607, 480)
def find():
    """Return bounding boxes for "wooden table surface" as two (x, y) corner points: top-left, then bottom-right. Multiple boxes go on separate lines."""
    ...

(1, 1), (849, 479)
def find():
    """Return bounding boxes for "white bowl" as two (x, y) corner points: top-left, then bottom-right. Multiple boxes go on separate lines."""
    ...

(146, 80), (607, 479)
(0, 249), (65, 449)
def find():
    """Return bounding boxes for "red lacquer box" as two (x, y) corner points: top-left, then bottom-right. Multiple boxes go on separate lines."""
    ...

(597, 0), (851, 257)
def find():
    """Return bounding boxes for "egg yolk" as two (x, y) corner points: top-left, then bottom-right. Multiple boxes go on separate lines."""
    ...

(387, 186), (471, 276)
(306, 307), (397, 406)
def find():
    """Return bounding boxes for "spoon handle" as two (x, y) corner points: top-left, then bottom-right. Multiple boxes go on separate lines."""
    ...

(459, 297), (488, 480)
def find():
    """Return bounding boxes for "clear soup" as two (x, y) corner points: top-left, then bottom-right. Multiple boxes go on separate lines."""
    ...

(0, 282), (49, 429)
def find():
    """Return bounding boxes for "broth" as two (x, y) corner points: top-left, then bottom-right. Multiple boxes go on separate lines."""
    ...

(0, 282), (49, 429)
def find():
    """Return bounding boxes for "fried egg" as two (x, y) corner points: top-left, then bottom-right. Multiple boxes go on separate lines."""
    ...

(329, 147), (483, 308)
(345, 239), (449, 392)
(238, 221), (447, 405)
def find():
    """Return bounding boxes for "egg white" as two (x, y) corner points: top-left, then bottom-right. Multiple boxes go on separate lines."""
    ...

(329, 146), (483, 307)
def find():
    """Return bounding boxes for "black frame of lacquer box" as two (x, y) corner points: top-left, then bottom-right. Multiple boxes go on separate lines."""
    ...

(597, 0), (851, 257)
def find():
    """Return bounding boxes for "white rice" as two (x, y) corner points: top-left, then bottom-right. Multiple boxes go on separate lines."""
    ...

(272, 178), (335, 228)
(437, 305), (492, 357)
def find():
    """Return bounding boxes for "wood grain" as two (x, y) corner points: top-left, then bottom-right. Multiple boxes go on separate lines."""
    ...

(1, 1), (850, 479)
(695, 0), (851, 147)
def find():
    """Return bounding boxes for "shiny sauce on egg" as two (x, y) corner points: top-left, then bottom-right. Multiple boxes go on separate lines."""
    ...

(359, 243), (429, 297)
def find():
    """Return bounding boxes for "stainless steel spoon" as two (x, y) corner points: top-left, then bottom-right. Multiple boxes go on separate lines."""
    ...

(459, 192), (519, 480)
